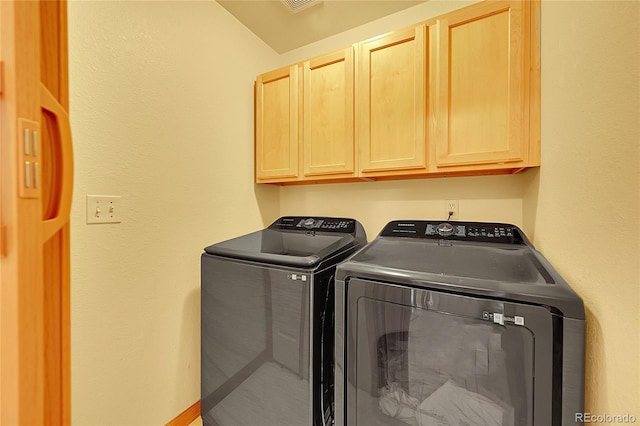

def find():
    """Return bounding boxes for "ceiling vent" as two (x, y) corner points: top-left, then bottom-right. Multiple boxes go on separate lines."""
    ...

(280, 0), (323, 14)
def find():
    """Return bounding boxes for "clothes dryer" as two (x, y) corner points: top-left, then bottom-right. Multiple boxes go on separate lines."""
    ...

(201, 216), (366, 426)
(335, 220), (585, 426)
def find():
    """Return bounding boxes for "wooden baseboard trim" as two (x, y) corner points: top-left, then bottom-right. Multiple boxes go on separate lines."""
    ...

(165, 400), (200, 426)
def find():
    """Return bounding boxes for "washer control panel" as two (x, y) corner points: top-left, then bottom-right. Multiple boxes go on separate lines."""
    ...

(381, 220), (523, 244)
(270, 216), (357, 234)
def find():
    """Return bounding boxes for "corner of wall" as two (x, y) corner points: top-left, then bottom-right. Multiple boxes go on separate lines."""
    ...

(521, 167), (540, 242)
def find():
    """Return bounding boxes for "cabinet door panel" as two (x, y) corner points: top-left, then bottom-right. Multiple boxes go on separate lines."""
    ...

(359, 26), (427, 174)
(303, 48), (355, 177)
(435, 1), (527, 167)
(256, 65), (299, 181)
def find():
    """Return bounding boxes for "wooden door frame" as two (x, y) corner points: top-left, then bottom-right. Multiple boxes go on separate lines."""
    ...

(1, 1), (71, 424)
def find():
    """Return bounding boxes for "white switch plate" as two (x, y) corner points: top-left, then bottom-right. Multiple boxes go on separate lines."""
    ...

(86, 195), (121, 224)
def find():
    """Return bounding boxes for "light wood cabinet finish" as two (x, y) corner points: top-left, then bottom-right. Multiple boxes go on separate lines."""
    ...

(358, 26), (427, 175)
(255, 65), (299, 181)
(303, 48), (355, 178)
(254, 0), (540, 184)
(433, 1), (530, 168)
(1, 1), (72, 424)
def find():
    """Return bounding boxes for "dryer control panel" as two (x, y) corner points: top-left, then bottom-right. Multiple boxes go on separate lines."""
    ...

(269, 216), (357, 234)
(381, 220), (525, 244)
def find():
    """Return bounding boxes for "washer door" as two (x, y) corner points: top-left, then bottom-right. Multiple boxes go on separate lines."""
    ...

(343, 278), (557, 426)
(201, 255), (311, 426)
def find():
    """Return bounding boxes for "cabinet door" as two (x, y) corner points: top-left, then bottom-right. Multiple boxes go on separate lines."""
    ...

(303, 48), (355, 178)
(358, 26), (427, 175)
(434, 1), (529, 167)
(255, 65), (299, 182)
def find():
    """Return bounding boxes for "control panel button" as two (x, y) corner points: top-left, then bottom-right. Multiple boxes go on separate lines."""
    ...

(436, 223), (455, 236)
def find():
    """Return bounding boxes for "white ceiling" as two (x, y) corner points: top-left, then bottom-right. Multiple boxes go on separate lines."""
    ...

(217, 0), (427, 53)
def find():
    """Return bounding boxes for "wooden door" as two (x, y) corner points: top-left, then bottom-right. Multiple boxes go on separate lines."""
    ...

(302, 47), (355, 178)
(255, 64), (300, 182)
(358, 26), (427, 176)
(0, 1), (72, 424)
(434, 1), (529, 167)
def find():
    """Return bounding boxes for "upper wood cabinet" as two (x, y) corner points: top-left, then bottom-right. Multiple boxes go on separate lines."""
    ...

(303, 47), (355, 179)
(255, 48), (356, 183)
(255, 65), (300, 182)
(358, 26), (427, 176)
(432, 1), (532, 168)
(254, 0), (540, 184)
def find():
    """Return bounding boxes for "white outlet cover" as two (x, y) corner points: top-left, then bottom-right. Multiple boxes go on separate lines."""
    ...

(445, 199), (459, 219)
(86, 195), (121, 224)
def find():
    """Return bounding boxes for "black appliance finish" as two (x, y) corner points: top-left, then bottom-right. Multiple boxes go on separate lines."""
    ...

(201, 216), (366, 426)
(335, 220), (585, 426)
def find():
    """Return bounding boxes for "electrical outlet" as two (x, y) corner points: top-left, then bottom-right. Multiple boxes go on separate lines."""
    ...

(445, 199), (459, 220)
(86, 195), (121, 224)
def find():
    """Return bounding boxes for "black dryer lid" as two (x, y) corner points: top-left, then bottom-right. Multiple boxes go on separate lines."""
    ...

(337, 220), (584, 319)
(204, 216), (366, 268)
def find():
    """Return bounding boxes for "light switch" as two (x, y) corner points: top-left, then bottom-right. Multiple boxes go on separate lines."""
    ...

(18, 118), (40, 199)
(86, 195), (121, 224)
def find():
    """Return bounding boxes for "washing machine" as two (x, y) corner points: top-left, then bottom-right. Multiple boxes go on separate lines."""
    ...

(201, 216), (366, 426)
(335, 220), (585, 426)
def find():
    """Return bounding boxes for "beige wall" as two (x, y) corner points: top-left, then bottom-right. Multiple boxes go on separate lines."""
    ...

(68, 1), (280, 424)
(67, 0), (639, 424)
(523, 0), (639, 416)
(280, 175), (524, 238)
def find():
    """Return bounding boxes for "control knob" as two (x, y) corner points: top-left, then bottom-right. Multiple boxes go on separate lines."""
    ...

(436, 222), (455, 236)
(303, 218), (316, 228)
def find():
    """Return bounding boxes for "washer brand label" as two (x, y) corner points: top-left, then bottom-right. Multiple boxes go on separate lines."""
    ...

(288, 274), (307, 281)
(482, 312), (525, 326)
